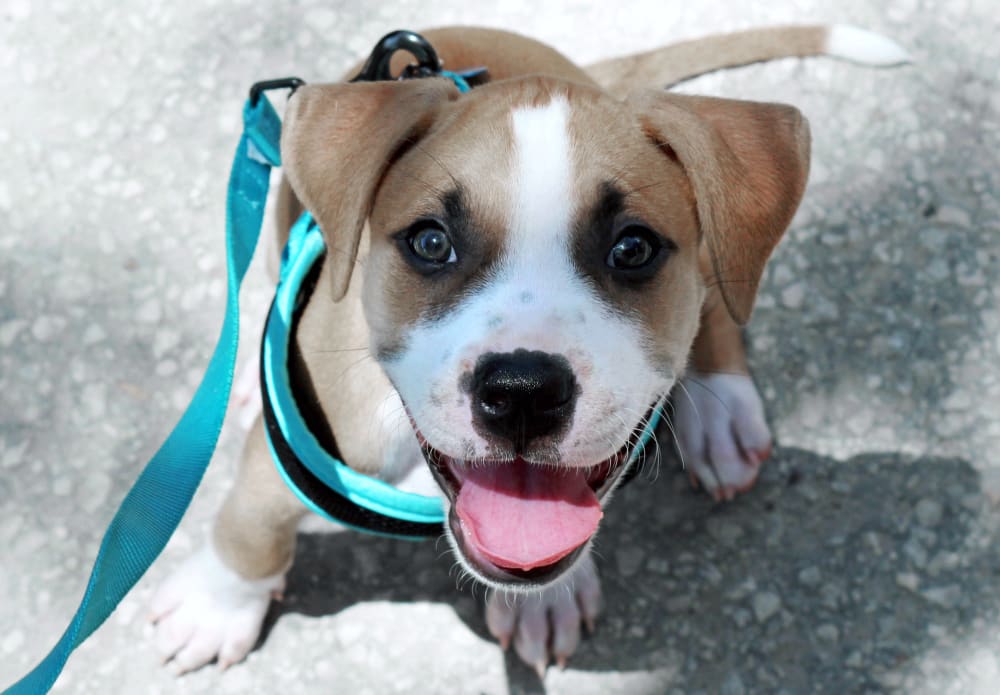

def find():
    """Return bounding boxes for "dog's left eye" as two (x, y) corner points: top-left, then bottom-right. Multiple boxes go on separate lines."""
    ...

(606, 225), (662, 270)
(407, 222), (457, 265)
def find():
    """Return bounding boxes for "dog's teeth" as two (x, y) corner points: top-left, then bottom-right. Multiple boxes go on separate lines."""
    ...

(534, 659), (548, 679)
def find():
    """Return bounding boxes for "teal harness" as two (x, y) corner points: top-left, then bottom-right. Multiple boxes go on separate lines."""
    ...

(4, 31), (662, 694)
(261, 212), (446, 538)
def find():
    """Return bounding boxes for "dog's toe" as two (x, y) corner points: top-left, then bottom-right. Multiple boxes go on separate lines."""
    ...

(485, 554), (600, 676)
(673, 372), (772, 500)
(150, 543), (283, 674)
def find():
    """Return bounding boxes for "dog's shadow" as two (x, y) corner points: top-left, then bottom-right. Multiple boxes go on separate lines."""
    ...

(264, 446), (1000, 694)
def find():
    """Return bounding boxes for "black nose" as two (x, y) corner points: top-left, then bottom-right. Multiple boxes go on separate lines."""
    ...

(469, 350), (577, 452)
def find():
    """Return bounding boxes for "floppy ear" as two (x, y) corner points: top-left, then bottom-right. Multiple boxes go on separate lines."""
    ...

(628, 92), (810, 324)
(281, 79), (460, 299)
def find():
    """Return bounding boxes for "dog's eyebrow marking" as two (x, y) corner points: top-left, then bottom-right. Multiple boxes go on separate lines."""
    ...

(588, 182), (626, 237)
(441, 187), (468, 222)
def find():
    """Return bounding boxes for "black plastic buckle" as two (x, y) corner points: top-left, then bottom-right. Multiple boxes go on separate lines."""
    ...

(350, 30), (442, 83)
(248, 77), (306, 107)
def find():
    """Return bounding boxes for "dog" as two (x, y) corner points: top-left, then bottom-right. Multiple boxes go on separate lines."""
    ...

(149, 25), (907, 675)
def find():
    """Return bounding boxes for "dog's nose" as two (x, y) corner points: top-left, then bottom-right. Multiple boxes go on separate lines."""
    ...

(469, 349), (577, 451)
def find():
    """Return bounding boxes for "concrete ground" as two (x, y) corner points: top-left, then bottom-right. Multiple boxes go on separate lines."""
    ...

(1, 0), (998, 693)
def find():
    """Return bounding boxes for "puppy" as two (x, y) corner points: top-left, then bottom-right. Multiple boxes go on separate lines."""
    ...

(150, 25), (907, 674)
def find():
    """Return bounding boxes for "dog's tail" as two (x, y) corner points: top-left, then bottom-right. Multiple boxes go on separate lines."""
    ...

(586, 24), (910, 97)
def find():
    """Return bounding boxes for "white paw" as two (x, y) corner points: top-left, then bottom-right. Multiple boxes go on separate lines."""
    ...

(149, 543), (284, 674)
(485, 554), (601, 676)
(673, 371), (772, 501)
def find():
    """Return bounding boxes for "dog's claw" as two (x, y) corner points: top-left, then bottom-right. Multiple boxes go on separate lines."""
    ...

(485, 555), (600, 674)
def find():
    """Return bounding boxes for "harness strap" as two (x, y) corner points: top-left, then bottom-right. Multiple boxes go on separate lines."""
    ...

(260, 214), (445, 538)
(2, 95), (281, 695)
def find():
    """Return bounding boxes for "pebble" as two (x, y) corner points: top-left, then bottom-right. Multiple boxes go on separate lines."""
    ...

(78, 471), (112, 513)
(2, 630), (25, 654)
(798, 566), (821, 586)
(936, 204), (972, 226)
(615, 546), (645, 577)
(136, 298), (162, 323)
(0, 319), (26, 347)
(781, 283), (806, 309)
(816, 624), (839, 643)
(706, 517), (744, 545)
(920, 585), (962, 608)
(915, 498), (943, 527)
(896, 572), (920, 592)
(31, 315), (65, 341)
(752, 592), (781, 623)
(720, 673), (746, 695)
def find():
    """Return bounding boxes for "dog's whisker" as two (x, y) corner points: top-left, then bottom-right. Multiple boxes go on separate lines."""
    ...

(411, 141), (461, 192)
(686, 375), (734, 418)
(675, 379), (706, 436)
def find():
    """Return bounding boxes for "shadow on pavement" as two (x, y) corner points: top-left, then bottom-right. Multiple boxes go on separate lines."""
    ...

(266, 445), (1000, 693)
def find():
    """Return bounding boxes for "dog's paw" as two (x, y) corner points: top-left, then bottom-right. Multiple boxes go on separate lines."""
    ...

(485, 555), (601, 676)
(672, 371), (772, 501)
(149, 543), (284, 674)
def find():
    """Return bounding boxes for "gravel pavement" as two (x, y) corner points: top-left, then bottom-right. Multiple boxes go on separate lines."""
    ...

(1, 1), (998, 693)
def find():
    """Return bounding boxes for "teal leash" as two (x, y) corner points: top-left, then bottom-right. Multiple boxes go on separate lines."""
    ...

(2, 92), (285, 695)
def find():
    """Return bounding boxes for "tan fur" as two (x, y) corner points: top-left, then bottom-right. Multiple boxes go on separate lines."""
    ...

(213, 418), (307, 578)
(587, 25), (829, 96)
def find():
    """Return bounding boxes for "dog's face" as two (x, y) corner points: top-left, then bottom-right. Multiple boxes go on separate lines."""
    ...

(282, 77), (809, 589)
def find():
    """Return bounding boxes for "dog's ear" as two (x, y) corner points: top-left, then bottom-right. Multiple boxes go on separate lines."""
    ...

(629, 92), (810, 324)
(281, 79), (460, 299)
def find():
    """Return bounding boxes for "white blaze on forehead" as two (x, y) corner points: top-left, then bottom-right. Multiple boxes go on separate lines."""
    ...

(510, 97), (574, 256)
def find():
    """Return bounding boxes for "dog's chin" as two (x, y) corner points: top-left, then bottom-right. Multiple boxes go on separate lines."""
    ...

(412, 404), (657, 590)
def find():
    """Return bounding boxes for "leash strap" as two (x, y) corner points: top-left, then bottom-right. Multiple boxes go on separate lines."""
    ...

(3, 94), (282, 695)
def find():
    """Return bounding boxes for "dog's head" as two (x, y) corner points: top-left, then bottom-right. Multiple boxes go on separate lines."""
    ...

(282, 76), (809, 589)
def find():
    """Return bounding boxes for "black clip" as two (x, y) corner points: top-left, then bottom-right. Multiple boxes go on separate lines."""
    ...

(350, 30), (442, 83)
(248, 77), (306, 107)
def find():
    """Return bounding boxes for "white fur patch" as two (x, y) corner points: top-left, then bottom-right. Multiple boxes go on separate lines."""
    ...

(150, 541), (285, 672)
(825, 25), (911, 66)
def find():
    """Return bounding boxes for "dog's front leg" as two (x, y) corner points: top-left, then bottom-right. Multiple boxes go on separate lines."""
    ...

(484, 553), (601, 676)
(674, 289), (773, 501)
(150, 417), (308, 673)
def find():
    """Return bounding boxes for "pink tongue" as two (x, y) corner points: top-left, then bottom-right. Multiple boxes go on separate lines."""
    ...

(455, 458), (602, 571)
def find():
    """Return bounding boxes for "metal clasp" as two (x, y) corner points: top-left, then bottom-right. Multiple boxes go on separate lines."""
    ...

(248, 77), (307, 107)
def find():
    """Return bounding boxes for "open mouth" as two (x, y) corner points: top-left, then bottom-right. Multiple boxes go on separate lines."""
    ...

(413, 404), (657, 586)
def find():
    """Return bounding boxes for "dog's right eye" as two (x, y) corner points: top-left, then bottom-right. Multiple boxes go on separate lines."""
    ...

(405, 221), (457, 266)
